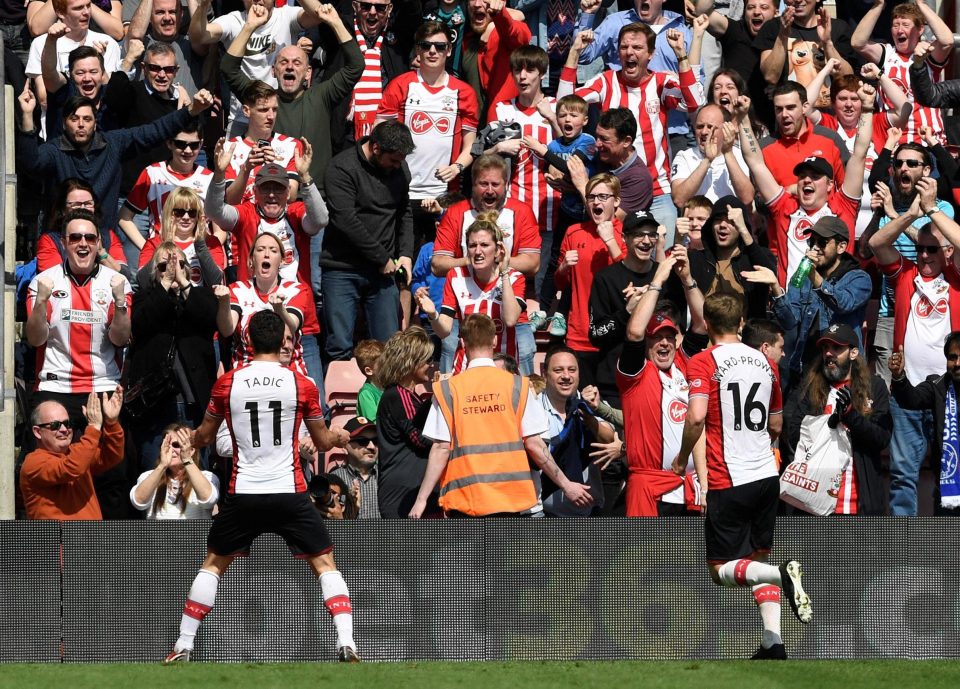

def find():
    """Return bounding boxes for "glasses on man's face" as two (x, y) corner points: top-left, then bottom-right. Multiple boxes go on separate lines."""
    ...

(917, 244), (949, 255)
(65, 200), (94, 210)
(172, 208), (198, 218)
(35, 419), (72, 431)
(894, 159), (923, 169)
(67, 233), (98, 244)
(586, 193), (615, 202)
(172, 139), (202, 151)
(417, 40), (449, 53)
(157, 259), (189, 272)
(357, 1), (390, 13)
(144, 63), (179, 75)
(807, 236), (832, 249)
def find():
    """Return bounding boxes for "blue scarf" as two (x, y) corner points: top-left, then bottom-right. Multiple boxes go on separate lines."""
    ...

(940, 384), (960, 509)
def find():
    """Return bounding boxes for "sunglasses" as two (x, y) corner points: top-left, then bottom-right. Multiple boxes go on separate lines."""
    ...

(586, 193), (616, 202)
(157, 259), (189, 271)
(917, 244), (949, 255)
(357, 1), (390, 12)
(144, 63), (179, 75)
(806, 236), (833, 248)
(894, 159), (923, 169)
(67, 233), (98, 244)
(417, 40), (449, 52)
(36, 419), (72, 431)
(65, 200), (94, 209)
(172, 139), (202, 151)
(172, 208), (198, 218)
(349, 436), (379, 446)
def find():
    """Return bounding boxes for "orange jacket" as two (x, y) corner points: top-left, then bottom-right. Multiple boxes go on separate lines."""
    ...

(433, 367), (537, 516)
(20, 422), (125, 520)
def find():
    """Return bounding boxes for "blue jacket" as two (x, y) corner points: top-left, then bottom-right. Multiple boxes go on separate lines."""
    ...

(16, 107), (195, 237)
(773, 253), (872, 376)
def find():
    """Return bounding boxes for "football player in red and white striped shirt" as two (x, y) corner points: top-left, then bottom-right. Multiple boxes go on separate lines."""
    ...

(491, 46), (560, 233)
(557, 23), (705, 215)
(165, 310), (357, 664)
(618, 246), (707, 517)
(673, 294), (812, 660)
(416, 212), (526, 374)
(850, 1), (954, 145)
(27, 211), (133, 397)
(377, 21), (478, 204)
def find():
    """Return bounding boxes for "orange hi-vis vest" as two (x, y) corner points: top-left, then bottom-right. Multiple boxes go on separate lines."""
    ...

(433, 367), (539, 516)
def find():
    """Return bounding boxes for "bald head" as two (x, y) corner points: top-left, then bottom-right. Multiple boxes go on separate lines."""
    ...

(31, 401), (73, 453)
(694, 104), (727, 152)
(274, 45), (311, 96)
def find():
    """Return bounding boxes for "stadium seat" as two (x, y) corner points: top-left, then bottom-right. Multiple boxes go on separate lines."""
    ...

(533, 351), (546, 376)
(324, 359), (364, 410)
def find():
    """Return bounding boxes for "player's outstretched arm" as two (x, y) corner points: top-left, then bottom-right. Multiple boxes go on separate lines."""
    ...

(306, 418), (349, 453)
(193, 413), (221, 449)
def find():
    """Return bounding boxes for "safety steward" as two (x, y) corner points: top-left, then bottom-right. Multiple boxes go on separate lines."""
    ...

(409, 313), (593, 517)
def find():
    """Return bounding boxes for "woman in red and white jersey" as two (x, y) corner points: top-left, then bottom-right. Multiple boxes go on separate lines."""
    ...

(214, 233), (318, 377)
(414, 211), (526, 374)
(137, 188), (226, 288)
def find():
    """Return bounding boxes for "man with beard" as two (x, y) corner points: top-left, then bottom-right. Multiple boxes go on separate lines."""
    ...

(618, 247), (707, 517)
(869, 177), (960, 516)
(688, 195), (776, 320)
(322, 120), (415, 359)
(222, 4), (361, 192)
(126, 0), (211, 98)
(188, 0), (326, 134)
(891, 331), (960, 514)
(851, 0), (954, 146)
(559, 23), (704, 242)
(588, 210), (685, 408)
(758, 216), (871, 393)
(736, 90), (870, 288)
(863, 143), (955, 386)
(16, 84), (214, 244)
(460, 0), (531, 125)
(41, 46), (105, 142)
(331, 417), (380, 519)
(784, 323), (892, 516)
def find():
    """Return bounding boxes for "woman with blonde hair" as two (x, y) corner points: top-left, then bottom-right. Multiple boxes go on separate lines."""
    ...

(130, 425), (220, 519)
(136, 188), (225, 288)
(375, 327), (438, 518)
(415, 211), (528, 374)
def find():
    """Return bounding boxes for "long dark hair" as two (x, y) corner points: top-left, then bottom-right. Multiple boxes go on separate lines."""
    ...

(45, 178), (102, 233)
(800, 352), (874, 416)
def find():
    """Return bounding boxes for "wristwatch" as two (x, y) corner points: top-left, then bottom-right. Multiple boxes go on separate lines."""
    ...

(114, 302), (128, 312)
(181, 460), (194, 468)
(454, 162), (465, 174)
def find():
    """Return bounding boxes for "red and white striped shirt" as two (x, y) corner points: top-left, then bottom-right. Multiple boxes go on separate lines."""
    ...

(686, 342), (781, 491)
(224, 133), (302, 205)
(433, 198), (541, 261)
(206, 359), (322, 495)
(558, 66), (705, 195)
(349, 25), (384, 141)
(440, 266), (527, 374)
(125, 162), (215, 235)
(378, 70), (479, 198)
(229, 279), (319, 372)
(880, 43), (945, 145)
(227, 202), (315, 289)
(27, 264), (132, 394)
(492, 98), (559, 232)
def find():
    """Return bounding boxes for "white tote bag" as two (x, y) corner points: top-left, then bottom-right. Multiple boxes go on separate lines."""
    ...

(780, 414), (853, 516)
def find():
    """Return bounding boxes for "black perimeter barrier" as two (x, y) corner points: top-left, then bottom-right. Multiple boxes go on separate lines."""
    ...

(2, 518), (960, 662)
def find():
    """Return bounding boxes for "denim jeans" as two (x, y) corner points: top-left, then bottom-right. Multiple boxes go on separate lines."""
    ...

(888, 395), (935, 516)
(649, 193), (678, 247)
(300, 332), (327, 412)
(440, 318), (459, 374)
(516, 322), (535, 376)
(322, 267), (399, 360)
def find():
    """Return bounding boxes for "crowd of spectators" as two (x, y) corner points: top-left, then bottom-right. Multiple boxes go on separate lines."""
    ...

(8, 0), (960, 520)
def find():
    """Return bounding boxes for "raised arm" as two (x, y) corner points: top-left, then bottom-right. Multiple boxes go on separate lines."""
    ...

(40, 24), (68, 93)
(804, 58), (840, 123)
(189, 0), (223, 48)
(917, 0), (955, 65)
(760, 8), (793, 86)
(868, 195), (919, 265)
(863, 62), (912, 127)
(850, 0), (884, 63)
(625, 257), (676, 341)
(842, 81), (875, 199)
(735, 96), (780, 203)
(917, 177), (960, 255)
(816, 9), (853, 76)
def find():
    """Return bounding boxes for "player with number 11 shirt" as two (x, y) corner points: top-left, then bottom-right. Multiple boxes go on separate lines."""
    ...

(674, 294), (812, 660)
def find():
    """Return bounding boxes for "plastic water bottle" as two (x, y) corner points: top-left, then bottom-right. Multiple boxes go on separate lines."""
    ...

(789, 257), (814, 288)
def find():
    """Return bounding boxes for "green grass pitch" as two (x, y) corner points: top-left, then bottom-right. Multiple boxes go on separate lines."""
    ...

(2, 661), (959, 689)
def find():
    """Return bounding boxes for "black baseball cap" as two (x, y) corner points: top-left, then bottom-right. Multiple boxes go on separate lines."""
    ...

(343, 417), (375, 439)
(809, 216), (849, 242)
(254, 163), (290, 187)
(705, 195), (751, 234)
(793, 156), (834, 180)
(623, 210), (659, 236)
(817, 323), (858, 349)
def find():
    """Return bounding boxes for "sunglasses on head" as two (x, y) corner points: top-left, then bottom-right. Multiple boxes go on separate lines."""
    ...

(36, 419), (72, 431)
(417, 40), (449, 52)
(144, 63), (179, 75)
(157, 259), (189, 271)
(894, 159), (923, 169)
(172, 139), (202, 151)
(172, 208), (198, 218)
(357, 1), (390, 12)
(67, 233), (98, 244)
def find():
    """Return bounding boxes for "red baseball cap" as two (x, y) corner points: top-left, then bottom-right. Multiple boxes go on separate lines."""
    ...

(646, 314), (679, 337)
